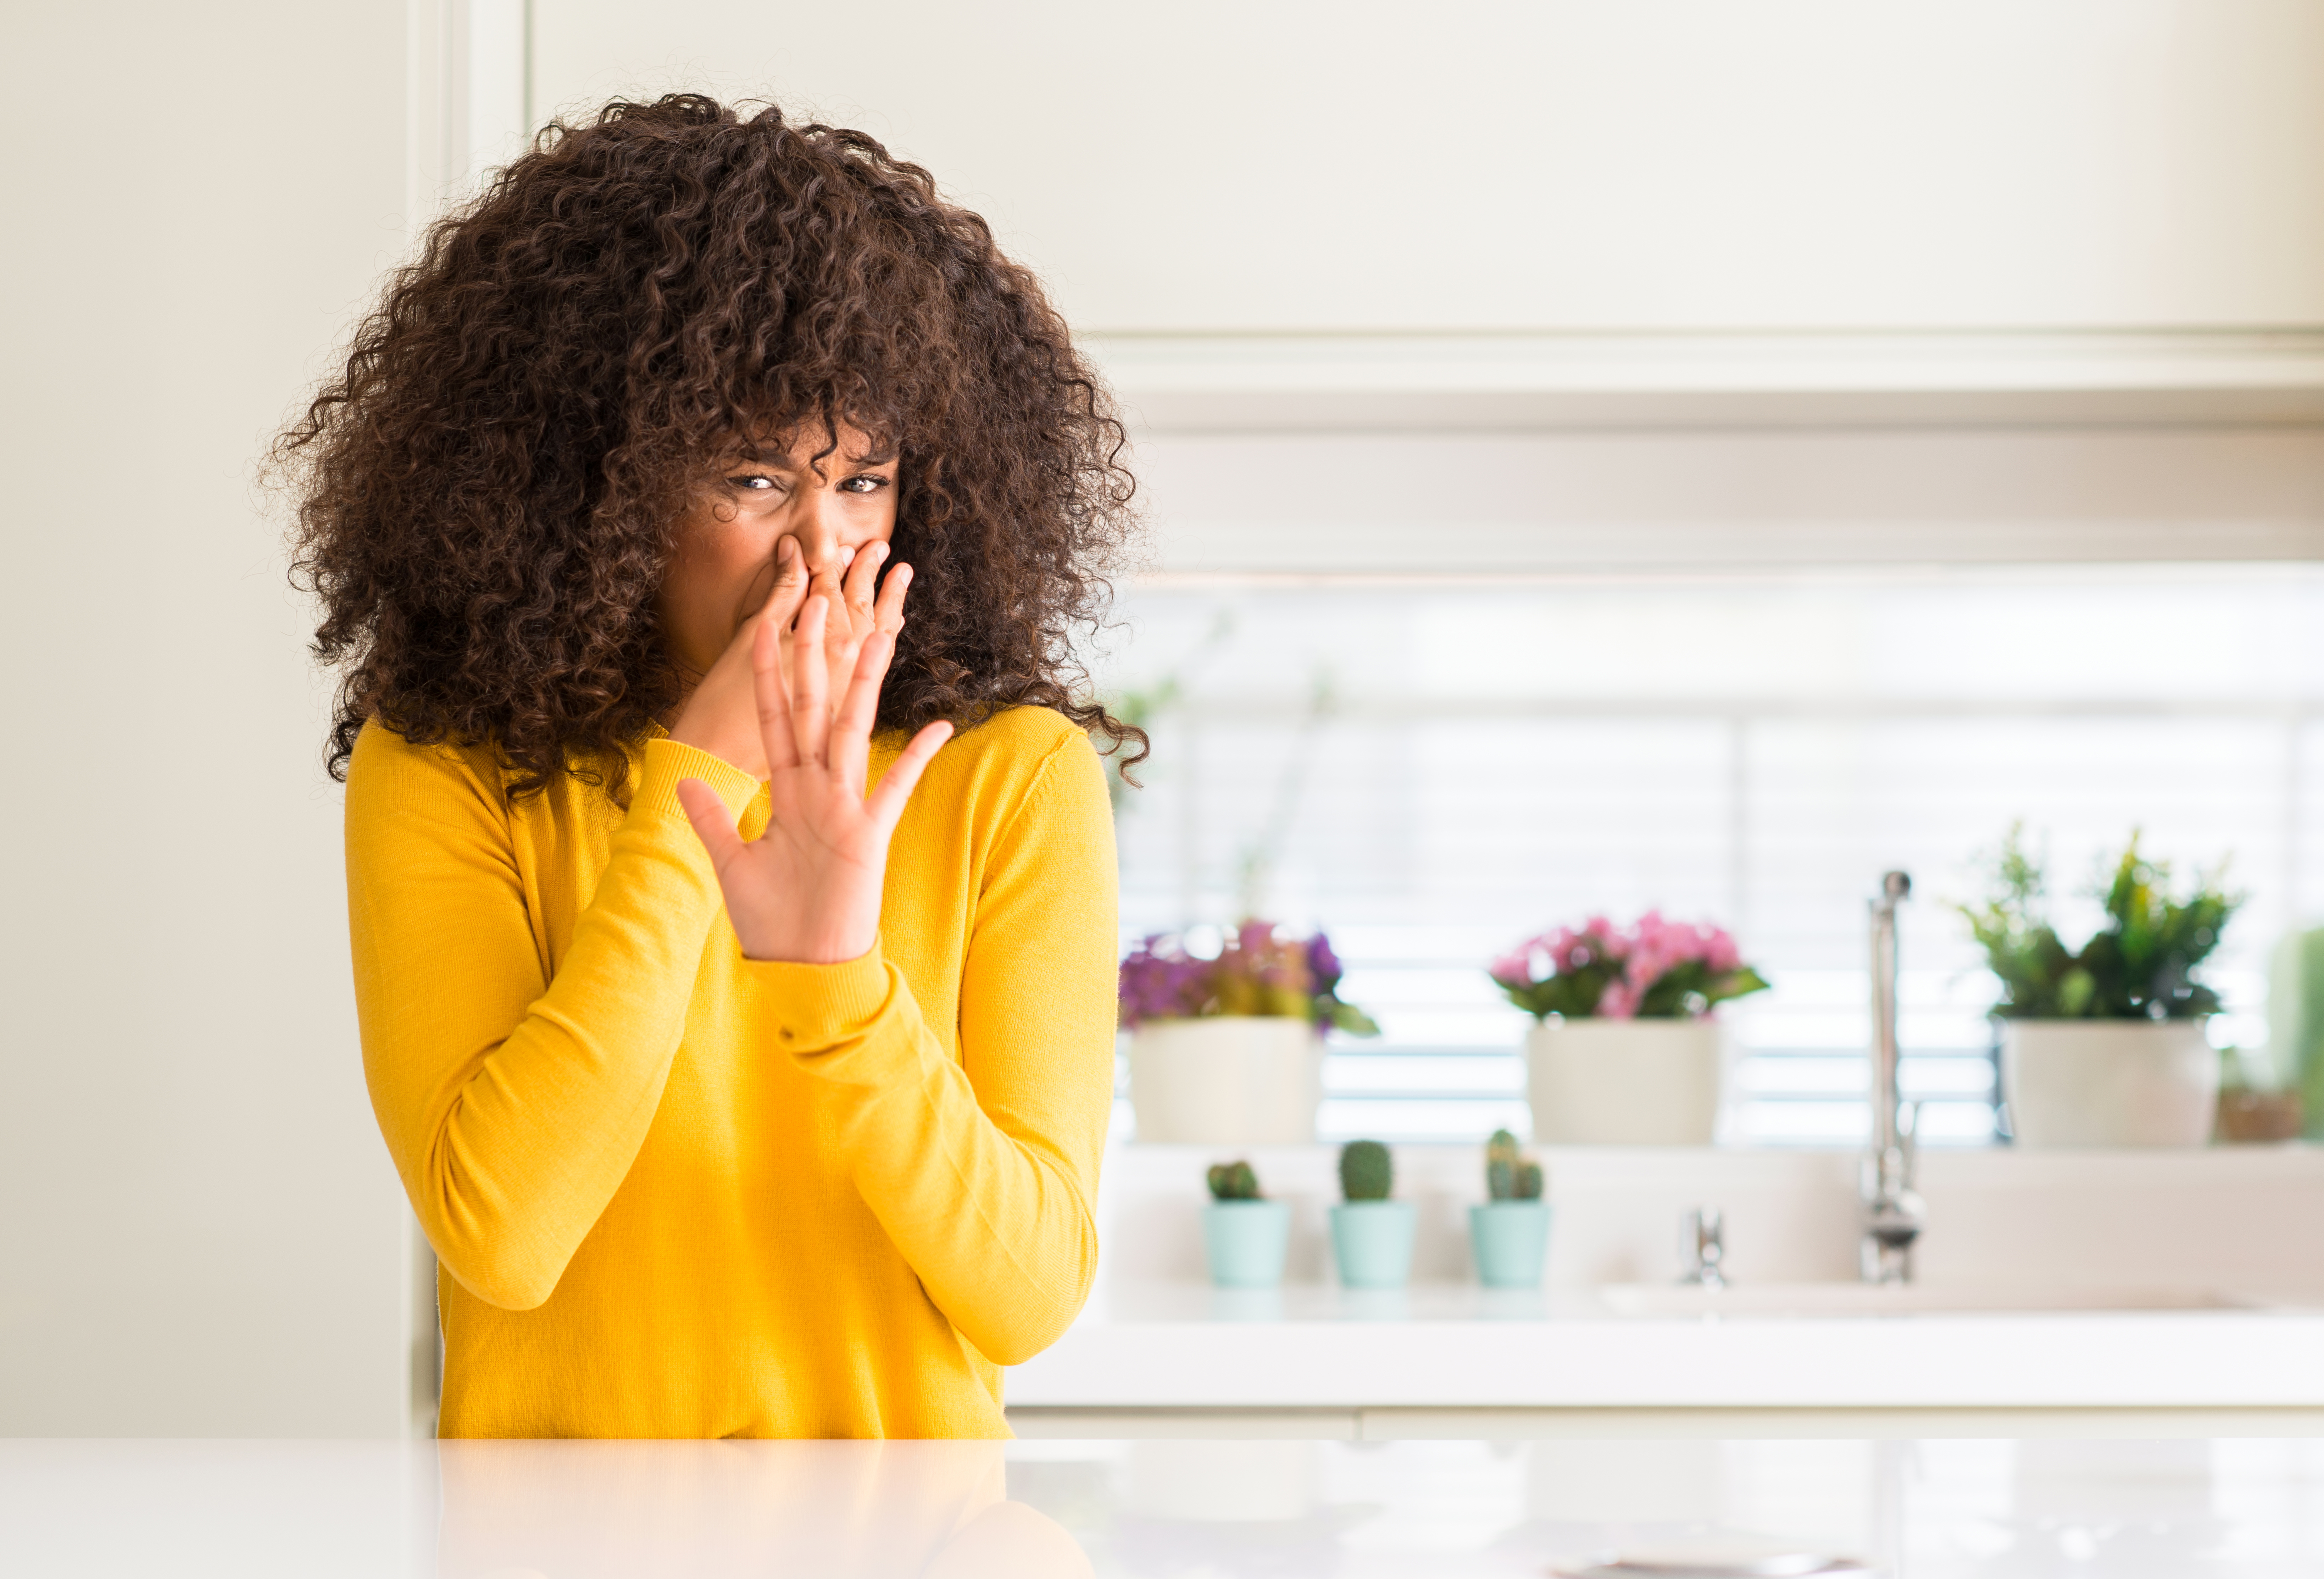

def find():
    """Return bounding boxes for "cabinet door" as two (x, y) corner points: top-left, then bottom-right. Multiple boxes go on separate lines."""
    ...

(533, 0), (2324, 333)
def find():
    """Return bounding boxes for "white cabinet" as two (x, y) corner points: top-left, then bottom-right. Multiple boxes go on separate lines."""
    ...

(534, 0), (2324, 336)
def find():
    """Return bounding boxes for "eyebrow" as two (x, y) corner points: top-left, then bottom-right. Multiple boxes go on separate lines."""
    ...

(734, 442), (900, 470)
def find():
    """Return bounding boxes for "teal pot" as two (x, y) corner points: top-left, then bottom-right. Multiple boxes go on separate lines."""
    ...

(1329, 1201), (1416, 1289)
(1468, 1201), (1552, 1289)
(1203, 1200), (1292, 1289)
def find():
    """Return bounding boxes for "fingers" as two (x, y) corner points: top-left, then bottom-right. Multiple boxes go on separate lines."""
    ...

(675, 778), (748, 872)
(751, 615), (801, 774)
(743, 537), (810, 695)
(865, 719), (953, 833)
(755, 536), (811, 651)
(766, 534), (809, 615)
(830, 628), (896, 797)
(790, 593), (832, 764)
(872, 560), (912, 636)
(833, 627), (894, 738)
(804, 560), (846, 615)
(805, 559), (851, 672)
(840, 539), (886, 634)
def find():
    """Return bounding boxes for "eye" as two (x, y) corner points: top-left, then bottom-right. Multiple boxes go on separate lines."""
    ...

(840, 474), (892, 495)
(727, 474), (779, 493)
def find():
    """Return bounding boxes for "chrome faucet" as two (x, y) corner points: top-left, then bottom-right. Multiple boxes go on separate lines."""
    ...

(1680, 1208), (1727, 1289)
(1863, 871), (1925, 1284)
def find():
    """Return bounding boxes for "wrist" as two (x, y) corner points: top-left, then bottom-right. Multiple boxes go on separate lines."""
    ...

(740, 946), (893, 1057)
(668, 717), (764, 780)
(644, 738), (762, 824)
(736, 924), (879, 965)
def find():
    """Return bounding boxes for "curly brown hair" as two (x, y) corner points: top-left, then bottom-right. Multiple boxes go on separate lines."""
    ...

(277, 93), (1142, 801)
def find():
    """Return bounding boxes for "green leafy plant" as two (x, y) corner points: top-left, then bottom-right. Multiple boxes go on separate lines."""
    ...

(1959, 825), (2243, 1020)
(1339, 1139), (1392, 1202)
(1206, 1160), (1262, 1201)
(1484, 1129), (1543, 1201)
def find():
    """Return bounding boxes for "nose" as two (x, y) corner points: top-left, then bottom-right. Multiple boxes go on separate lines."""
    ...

(786, 488), (855, 579)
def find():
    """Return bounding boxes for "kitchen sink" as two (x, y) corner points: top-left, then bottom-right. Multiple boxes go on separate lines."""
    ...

(1599, 1282), (2252, 1318)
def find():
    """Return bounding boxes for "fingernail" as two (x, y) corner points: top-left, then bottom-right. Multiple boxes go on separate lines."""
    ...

(838, 545), (856, 568)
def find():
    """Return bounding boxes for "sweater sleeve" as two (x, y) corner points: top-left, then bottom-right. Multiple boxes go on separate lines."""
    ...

(345, 726), (762, 1311)
(742, 730), (1119, 1367)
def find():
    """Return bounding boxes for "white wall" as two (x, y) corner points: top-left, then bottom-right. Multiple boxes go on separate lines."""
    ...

(0, 2), (413, 1433)
(533, 0), (2324, 334)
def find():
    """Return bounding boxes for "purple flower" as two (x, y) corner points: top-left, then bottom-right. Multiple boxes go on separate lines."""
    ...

(1306, 932), (1342, 987)
(1118, 934), (1215, 1028)
(1122, 921), (1372, 1029)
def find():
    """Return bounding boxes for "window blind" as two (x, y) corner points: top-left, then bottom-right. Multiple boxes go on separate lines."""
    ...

(1100, 565), (2305, 1146)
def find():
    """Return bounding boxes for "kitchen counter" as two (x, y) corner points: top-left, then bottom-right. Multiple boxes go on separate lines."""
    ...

(12, 1434), (2324, 1576)
(1012, 1144), (2324, 1417)
(1006, 1280), (2324, 1411)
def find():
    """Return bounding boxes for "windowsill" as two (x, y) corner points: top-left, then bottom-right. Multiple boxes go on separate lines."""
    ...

(1092, 1141), (2324, 1292)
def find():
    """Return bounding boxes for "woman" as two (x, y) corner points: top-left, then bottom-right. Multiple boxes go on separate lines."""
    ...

(279, 95), (1138, 1438)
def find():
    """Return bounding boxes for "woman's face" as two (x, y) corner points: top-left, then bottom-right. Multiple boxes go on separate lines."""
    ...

(658, 421), (900, 682)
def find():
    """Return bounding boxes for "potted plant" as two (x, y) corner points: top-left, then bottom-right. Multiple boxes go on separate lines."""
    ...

(2217, 1048), (2304, 1143)
(1201, 1160), (1292, 1288)
(1468, 1130), (1551, 1288)
(1962, 827), (2242, 1147)
(1490, 912), (1769, 1145)
(1328, 1140), (1413, 1289)
(1120, 922), (1378, 1144)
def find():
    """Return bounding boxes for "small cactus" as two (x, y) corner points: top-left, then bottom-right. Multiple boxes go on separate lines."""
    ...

(1485, 1128), (1545, 1201)
(1339, 1139), (1393, 1202)
(1207, 1159), (1262, 1201)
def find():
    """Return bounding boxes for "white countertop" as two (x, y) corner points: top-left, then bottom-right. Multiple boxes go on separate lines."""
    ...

(1021, 1143), (2324, 1414)
(12, 1435), (2324, 1576)
(1007, 1281), (2324, 1410)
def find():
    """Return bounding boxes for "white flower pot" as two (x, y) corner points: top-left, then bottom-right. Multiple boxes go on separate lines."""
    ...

(1129, 1016), (1322, 1144)
(1526, 1018), (1723, 1145)
(2002, 1019), (2218, 1148)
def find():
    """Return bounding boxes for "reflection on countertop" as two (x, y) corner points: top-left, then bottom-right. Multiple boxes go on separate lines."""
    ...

(9, 1434), (2324, 1577)
(1009, 1280), (2324, 1411)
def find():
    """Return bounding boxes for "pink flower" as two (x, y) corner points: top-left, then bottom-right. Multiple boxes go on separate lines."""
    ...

(1585, 918), (1628, 960)
(1490, 913), (1759, 1020)
(1705, 927), (1740, 973)
(1632, 910), (1708, 968)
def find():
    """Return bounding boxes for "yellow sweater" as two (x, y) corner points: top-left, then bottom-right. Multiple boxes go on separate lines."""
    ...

(344, 705), (1118, 1438)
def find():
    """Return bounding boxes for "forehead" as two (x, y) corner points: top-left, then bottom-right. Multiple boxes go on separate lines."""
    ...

(733, 419), (896, 468)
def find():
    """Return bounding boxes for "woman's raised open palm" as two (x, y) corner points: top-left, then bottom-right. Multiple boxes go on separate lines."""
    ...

(675, 593), (952, 964)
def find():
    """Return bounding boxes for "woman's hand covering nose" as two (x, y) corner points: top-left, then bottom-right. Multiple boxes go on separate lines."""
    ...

(669, 535), (908, 780)
(673, 586), (951, 964)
